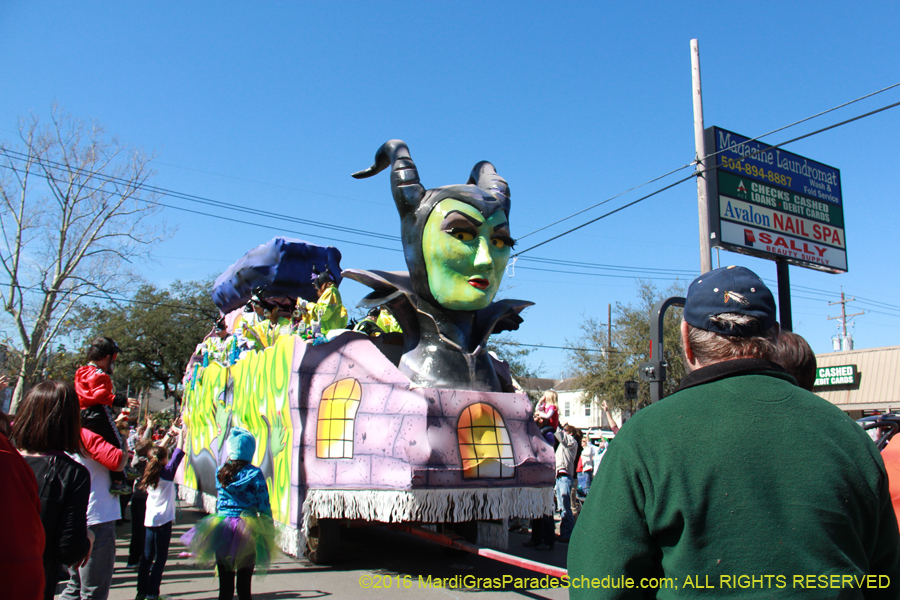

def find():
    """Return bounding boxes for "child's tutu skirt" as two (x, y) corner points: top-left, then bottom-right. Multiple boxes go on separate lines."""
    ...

(181, 511), (279, 574)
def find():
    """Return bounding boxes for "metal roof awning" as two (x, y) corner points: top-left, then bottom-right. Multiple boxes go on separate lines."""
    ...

(814, 345), (900, 413)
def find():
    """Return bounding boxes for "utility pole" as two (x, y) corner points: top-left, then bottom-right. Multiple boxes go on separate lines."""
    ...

(692, 39), (712, 274)
(607, 304), (612, 349)
(828, 288), (864, 351)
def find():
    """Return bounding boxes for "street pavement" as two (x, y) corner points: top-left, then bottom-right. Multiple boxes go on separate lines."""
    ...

(100, 501), (571, 600)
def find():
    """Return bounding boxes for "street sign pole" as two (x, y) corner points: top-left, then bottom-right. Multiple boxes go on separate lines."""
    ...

(692, 39), (712, 274)
(776, 259), (793, 332)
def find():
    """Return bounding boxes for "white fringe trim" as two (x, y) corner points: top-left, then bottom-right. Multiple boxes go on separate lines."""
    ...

(276, 522), (304, 558)
(477, 520), (508, 550)
(302, 487), (552, 534)
(177, 486), (551, 557)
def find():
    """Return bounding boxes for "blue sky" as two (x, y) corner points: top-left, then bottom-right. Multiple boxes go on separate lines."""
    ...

(2, 2), (898, 377)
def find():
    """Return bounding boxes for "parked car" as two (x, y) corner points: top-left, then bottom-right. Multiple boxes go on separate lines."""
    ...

(857, 414), (900, 450)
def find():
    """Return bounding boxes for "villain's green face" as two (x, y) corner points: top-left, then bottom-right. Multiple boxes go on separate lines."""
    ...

(422, 199), (512, 311)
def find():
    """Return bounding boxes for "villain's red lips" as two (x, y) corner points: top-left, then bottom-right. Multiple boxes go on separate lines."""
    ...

(468, 278), (489, 290)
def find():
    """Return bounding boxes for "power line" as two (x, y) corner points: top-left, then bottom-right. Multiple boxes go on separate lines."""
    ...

(512, 173), (697, 257)
(0, 148), (401, 242)
(516, 82), (900, 245)
(5, 281), (214, 313)
(491, 340), (641, 355)
(760, 279), (900, 316)
(513, 96), (900, 258)
(6, 281), (648, 354)
(145, 195), (402, 253)
(699, 81), (900, 164)
(516, 162), (696, 241)
(698, 99), (900, 171)
(516, 264), (688, 282)
(766, 280), (900, 313)
(0, 160), (404, 253)
(519, 256), (696, 276)
(148, 158), (389, 207)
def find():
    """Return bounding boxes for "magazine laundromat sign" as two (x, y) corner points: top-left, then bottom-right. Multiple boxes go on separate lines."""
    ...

(814, 364), (857, 387)
(705, 127), (847, 273)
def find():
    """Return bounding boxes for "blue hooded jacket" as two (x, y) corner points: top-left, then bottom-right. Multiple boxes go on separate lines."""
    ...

(215, 464), (272, 518)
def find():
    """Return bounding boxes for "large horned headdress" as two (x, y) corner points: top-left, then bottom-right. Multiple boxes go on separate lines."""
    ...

(352, 140), (510, 304)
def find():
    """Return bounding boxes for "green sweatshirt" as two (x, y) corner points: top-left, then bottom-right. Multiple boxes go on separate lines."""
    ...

(568, 359), (899, 599)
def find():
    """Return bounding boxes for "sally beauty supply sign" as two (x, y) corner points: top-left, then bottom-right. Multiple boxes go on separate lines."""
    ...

(705, 126), (847, 273)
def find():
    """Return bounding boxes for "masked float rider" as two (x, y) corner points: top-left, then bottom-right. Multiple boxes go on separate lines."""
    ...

(196, 318), (232, 366)
(345, 140), (531, 392)
(233, 289), (266, 352)
(298, 265), (348, 336)
(255, 298), (293, 349)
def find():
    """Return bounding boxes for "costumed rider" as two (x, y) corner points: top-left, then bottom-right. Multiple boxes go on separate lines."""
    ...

(353, 307), (383, 336)
(375, 307), (402, 333)
(290, 297), (309, 337)
(233, 289), (266, 353)
(353, 306), (403, 337)
(196, 317), (233, 367)
(301, 265), (348, 336)
(242, 291), (292, 351)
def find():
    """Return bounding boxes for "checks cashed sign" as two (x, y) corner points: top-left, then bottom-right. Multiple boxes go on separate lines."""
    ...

(813, 365), (857, 387)
(705, 127), (847, 273)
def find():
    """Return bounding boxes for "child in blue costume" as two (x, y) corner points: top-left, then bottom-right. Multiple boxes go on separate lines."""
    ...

(181, 428), (277, 600)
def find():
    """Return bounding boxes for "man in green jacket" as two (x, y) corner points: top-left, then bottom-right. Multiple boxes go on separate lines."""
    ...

(568, 266), (899, 599)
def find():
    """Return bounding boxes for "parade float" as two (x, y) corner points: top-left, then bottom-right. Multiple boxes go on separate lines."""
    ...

(178, 141), (556, 563)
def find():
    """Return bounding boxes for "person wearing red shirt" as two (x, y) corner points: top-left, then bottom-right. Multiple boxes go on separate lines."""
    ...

(74, 337), (139, 495)
(0, 429), (45, 600)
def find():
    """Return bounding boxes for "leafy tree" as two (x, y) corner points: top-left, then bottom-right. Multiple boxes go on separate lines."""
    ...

(1, 106), (166, 411)
(567, 280), (687, 412)
(83, 279), (218, 401)
(487, 334), (544, 404)
(148, 410), (175, 430)
(43, 344), (83, 382)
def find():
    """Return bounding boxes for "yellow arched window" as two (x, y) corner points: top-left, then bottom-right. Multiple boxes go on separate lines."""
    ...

(458, 403), (515, 479)
(316, 378), (362, 459)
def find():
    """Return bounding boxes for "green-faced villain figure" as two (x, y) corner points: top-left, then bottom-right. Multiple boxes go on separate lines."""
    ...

(345, 140), (532, 392)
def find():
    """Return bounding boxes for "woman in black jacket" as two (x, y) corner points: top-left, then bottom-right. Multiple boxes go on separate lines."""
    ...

(13, 380), (93, 600)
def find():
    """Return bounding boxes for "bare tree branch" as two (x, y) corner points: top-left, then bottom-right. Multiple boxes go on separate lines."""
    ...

(0, 107), (169, 411)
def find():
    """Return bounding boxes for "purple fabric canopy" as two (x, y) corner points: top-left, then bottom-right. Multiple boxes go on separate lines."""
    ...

(211, 237), (343, 314)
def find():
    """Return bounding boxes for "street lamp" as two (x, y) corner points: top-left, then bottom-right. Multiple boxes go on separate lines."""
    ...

(624, 380), (639, 419)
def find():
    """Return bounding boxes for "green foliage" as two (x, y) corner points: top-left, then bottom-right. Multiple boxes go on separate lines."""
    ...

(149, 410), (175, 430)
(567, 280), (687, 411)
(83, 279), (218, 399)
(488, 335), (543, 379)
(43, 344), (83, 383)
(487, 334), (544, 404)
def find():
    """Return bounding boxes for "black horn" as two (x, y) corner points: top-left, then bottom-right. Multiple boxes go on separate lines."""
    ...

(467, 161), (510, 217)
(352, 140), (425, 214)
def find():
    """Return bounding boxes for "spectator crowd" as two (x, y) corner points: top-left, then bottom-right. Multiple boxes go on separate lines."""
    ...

(0, 336), (272, 600)
(3, 265), (898, 600)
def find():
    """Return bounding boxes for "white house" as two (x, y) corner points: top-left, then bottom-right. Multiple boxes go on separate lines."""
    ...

(514, 376), (624, 434)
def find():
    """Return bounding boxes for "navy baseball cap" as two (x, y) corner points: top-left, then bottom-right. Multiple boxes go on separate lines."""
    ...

(684, 266), (776, 336)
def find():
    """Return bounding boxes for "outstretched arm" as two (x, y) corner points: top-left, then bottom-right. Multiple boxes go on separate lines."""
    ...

(601, 400), (620, 434)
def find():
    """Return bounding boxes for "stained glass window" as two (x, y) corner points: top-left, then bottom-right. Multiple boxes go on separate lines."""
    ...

(458, 402), (515, 479)
(316, 378), (362, 459)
